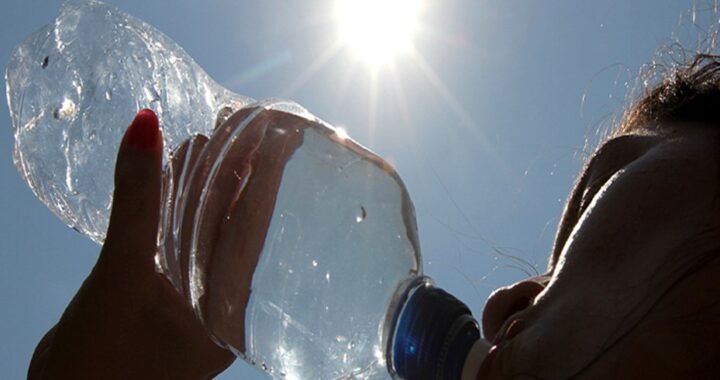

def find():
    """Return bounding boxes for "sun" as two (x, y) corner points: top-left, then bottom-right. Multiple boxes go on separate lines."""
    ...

(334, 0), (422, 67)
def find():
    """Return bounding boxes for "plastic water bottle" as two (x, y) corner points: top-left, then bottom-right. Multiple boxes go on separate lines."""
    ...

(6, 1), (490, 379)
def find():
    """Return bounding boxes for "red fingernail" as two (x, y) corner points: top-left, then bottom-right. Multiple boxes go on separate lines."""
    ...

(126, 109), (161, 151)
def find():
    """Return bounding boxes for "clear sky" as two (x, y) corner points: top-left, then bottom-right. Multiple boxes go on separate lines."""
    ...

(0, 0), (707, 378)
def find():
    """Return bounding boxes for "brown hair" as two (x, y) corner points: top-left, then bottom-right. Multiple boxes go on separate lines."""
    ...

(618, 53), (720, 135)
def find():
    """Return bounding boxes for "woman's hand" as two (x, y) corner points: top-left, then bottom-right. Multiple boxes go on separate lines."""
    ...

(28, 110), (235, 380)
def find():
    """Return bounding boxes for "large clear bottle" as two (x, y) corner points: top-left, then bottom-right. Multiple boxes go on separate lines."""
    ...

(6, 1), (489, 379)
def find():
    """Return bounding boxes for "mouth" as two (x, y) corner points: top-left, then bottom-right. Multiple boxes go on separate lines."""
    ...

(475, 344), (500, 379)
(476, 316), (528, 379)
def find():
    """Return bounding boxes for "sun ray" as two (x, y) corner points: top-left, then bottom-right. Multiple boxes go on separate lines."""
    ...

(225, 51), (293, 88)
(390, 58), (509, 261)
(367, 69), (379, 146)
(388, 63), (413, 130)
(282, 42), (343, 98)
(387, 62), (424, 157)
(328, 57), (359, 116)
(409, 49), (482, 145)
(407, 48), (507, 172)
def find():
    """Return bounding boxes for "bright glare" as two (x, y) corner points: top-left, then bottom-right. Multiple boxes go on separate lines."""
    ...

(334, 0), (422, 66)
(334, 126), (349, 141)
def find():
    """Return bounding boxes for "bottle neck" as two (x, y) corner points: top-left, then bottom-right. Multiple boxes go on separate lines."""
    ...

(389, 277), (489, 380)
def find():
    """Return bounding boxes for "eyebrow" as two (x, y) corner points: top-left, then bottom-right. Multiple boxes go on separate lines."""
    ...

(548, 157), (594, 270)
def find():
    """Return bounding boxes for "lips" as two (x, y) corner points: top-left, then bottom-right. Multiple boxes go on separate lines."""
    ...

(476, 318), (529, 379)
(475, 344), (500, 379)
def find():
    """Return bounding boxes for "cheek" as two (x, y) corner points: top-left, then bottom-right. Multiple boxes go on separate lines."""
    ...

(569, 257), (720, 379)
(502, 219), (720, 377)
(492, 138), (720, 379)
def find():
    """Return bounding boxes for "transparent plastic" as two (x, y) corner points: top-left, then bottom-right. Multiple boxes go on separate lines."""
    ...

(6, 0), (252, 244)
(176, 102), (422, 379)
(6, 1), (485, 379)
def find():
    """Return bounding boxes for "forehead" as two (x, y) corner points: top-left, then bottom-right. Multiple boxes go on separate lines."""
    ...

(599, 120), (720, 173)
(614, 118), (720, 139)
(592, 121), (720, 200)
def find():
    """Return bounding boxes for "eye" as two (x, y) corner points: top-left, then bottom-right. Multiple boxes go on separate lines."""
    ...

(578, 171), (614, 213)
(576, 134), (658, 214)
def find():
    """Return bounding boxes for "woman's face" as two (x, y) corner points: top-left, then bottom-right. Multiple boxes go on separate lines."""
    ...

(479, 124), (720, 379)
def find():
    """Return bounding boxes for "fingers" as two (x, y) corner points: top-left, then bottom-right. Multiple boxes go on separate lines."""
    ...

(160, 134), (209, 297)
(201, 110), (309, 350)
(101, 109), (164, 270)
(162, 107), (312, 351)
(215, 106), (235, 130)
(177, 108), (264, 302)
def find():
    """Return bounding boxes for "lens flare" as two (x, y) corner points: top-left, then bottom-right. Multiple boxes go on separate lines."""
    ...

(334, 0), (422, 66)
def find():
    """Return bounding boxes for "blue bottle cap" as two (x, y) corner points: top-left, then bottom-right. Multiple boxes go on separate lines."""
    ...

(391, 279), (480, 380)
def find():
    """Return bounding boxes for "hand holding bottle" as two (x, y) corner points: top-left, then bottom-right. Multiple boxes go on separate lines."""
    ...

(161, 106), (314, 353)
(28, 110), (235, 380)
(13, 1), (489, 378)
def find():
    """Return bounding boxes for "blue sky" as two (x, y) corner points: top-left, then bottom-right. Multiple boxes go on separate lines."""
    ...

(0, 0), (705, 378)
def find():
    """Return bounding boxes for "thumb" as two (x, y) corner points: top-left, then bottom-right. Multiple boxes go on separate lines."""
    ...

(101, 109), (164, 267)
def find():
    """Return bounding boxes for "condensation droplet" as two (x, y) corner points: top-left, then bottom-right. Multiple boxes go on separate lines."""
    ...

(53, 98), (76, 120)
(312, 260), (318, 267)
(261, 363), (268, 371)
(325, 272), (331, 282)
(144, 86), (160, 103)
(356, 206), (367, 223)
(105, 90), (112, 100)
(41, 55), (49, 68)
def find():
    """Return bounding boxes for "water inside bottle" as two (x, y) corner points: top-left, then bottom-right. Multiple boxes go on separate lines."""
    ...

(6, 0), (252, 245)
(7, 1), (427, 377)
(164, 103), (423, 379)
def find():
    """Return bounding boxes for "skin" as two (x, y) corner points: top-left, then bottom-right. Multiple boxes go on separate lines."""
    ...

(28, 113), (235, 380)
(28, 108), (326, 378)
(478, 123), (720, 379)
(171, 108), (311, 351)
(30, 113), (720, 378)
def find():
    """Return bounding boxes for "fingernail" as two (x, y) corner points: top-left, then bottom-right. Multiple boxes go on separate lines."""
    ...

(126, 109), (161, 151)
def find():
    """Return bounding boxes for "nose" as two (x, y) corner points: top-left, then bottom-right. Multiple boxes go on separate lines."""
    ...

(481, 279), (545, 341)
